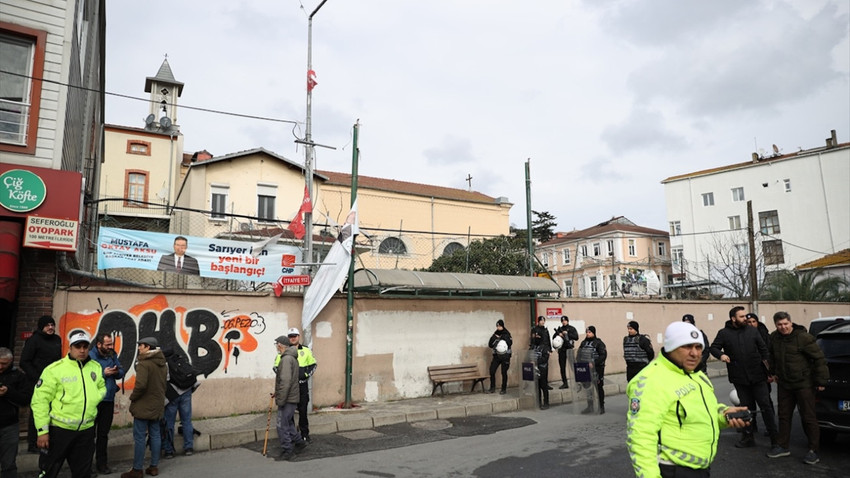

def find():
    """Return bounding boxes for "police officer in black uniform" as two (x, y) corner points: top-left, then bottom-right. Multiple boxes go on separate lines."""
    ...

(531, 316), (552, 409)
(553, 315), (578, 389)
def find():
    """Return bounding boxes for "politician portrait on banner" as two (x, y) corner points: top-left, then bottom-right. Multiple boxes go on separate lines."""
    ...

(97, 227), (301, 282)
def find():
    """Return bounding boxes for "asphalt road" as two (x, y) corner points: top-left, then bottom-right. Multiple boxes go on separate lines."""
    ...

(21, 381), (850, 477)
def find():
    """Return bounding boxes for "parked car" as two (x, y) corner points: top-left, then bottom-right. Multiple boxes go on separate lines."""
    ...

(809, 316), (848, 337)
(814, 321), (850, 443)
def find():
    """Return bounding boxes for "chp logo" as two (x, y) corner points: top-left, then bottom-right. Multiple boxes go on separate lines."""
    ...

(281, 254), (296, 274)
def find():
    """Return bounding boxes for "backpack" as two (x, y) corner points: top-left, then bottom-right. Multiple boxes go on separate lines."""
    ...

(166, 350), (197, 390)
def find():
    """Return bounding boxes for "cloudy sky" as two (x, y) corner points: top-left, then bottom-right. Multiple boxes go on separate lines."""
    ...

(105, 0), (849, 233)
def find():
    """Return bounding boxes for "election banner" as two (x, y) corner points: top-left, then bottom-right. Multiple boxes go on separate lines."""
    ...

(97, 227), (301, 282)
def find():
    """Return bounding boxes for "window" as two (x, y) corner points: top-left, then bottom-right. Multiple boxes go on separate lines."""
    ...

(0, 24), (46, 154)
(669, 221), (681, 236)
(257, 184), (277, 221)
(210, 185), (228, 219)
(563, 280), (572, 297)
(702, 192), (714, 206)
(758, 210), (780, 235)
(657, 241), (666, 256)
(589, 277), (598, 297)
(127, 140), (150, 155)
(731, 187), (745, 202)
(672, 247), (684, 265)
(442, 242), (464, 257)
(542, 252), (550, 267)
(562, 248), (571, 265)
(735, 243), (748, 258)
(728, 215), (741, 230)
(606, 240), (614, 255)
(378, 237), (406, 255)
(593, 242), (601, 257)
(580, 245), (588, 258)
(124, 170), (148, 206)
(628, 239), (636, 256)
(763, 239), (784, 265)
(783, 179), (791, 192)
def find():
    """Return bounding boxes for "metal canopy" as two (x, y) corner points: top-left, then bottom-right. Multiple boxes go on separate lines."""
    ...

(350, 268), (561, 297)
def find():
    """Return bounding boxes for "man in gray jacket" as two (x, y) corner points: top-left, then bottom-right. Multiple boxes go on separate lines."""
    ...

(274, 336), (307, 461)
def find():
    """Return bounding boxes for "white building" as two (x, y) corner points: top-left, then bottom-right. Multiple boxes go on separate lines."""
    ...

(662, 130), (850, 297)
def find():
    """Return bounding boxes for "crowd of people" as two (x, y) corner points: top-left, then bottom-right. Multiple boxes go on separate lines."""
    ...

(485, 307), (828, 477)
(0, 316), (201, 478)
(0, 307), (828, 477)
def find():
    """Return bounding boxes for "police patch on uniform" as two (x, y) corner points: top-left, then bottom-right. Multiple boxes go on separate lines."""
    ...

(630, 397), (641, 414)
(91, 371), (98, 381)
(35, 379), (43, 388)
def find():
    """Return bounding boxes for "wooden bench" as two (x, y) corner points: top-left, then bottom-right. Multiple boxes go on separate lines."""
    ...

(427, 364), (489, 396)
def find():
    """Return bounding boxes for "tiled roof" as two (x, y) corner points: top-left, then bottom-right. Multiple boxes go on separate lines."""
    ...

(540, 216), (668, 246)
(796, 249), (850, 270)
(188, 147), (327, 180)
(661, 142), (850, 183)
(317, 170), (506, 205)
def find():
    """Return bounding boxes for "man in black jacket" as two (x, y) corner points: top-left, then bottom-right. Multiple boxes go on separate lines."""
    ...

(553, 316), (578, 389)
(0, 347), (30, 478)
(710, 306), (778, 449)
(19, 315), (62, 453)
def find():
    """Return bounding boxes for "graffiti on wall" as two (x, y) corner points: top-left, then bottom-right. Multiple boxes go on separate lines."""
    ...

(59, 295), (267, 388)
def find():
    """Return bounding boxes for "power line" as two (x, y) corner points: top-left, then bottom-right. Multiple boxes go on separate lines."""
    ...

(1, 69), (302, 125)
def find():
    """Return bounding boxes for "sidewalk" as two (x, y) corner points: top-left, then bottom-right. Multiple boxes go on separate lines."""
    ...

(16, 363), (727, 473)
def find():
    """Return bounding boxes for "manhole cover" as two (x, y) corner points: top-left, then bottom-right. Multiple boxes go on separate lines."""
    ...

(339, 429), (385, 440)
(410, 419), (453, 431)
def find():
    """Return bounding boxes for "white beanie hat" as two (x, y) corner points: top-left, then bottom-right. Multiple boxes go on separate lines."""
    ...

(663, 321), (703, 351)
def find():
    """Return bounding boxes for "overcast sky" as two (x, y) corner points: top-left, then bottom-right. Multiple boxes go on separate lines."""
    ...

(105, 0), (849, 233)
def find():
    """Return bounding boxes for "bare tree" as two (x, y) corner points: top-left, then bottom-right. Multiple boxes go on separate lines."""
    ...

(700, 231), (765, 299)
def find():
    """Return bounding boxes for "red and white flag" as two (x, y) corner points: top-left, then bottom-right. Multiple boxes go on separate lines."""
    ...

(307, 70), (318, 92)
(287, 185), (313, 239)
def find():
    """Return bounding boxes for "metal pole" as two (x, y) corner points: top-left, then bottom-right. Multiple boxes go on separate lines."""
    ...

(304, 0), (328, 271)
(525, 160), (534, 276)
(747, 200), (759, 314)
(525, 160), (537, 328)
(344, 121), (359, 409)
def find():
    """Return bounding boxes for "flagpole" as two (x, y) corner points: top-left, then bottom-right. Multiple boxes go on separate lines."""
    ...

(304, 0), (328, 276)
(343, 120), (359, 409)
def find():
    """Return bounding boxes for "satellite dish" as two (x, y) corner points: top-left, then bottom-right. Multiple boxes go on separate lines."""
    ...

(160, 116), (172, 129)
(772, 144), (780, 154)
(145, 114), (155, 126)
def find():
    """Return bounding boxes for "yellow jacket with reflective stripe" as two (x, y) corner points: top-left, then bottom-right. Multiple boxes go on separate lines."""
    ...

(31, 354), (106, 434)
(626, 352), (730, 478)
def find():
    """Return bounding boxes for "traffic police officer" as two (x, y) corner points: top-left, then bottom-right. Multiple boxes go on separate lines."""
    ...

(31, 331), (106, 478)
(286, 328), (317, 443)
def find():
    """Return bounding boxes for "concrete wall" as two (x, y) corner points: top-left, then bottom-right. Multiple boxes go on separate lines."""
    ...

(50, 288), (848, 425)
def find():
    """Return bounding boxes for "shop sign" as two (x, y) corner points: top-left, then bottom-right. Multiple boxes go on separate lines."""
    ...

(0, 169), (46, 212)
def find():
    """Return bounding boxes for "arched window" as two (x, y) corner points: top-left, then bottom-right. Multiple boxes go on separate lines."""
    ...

(442, 242), (464, 257)
(378, 237), (407, 255)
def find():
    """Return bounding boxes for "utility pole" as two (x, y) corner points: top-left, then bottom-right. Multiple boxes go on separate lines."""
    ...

(344, 120), (359, 409)
(303, 0), (328, 271)
(747, 200), (759, 314)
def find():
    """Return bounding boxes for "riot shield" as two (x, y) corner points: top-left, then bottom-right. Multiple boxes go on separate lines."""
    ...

(521, 349), (538, 398)
(572, 360), (600, 415)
